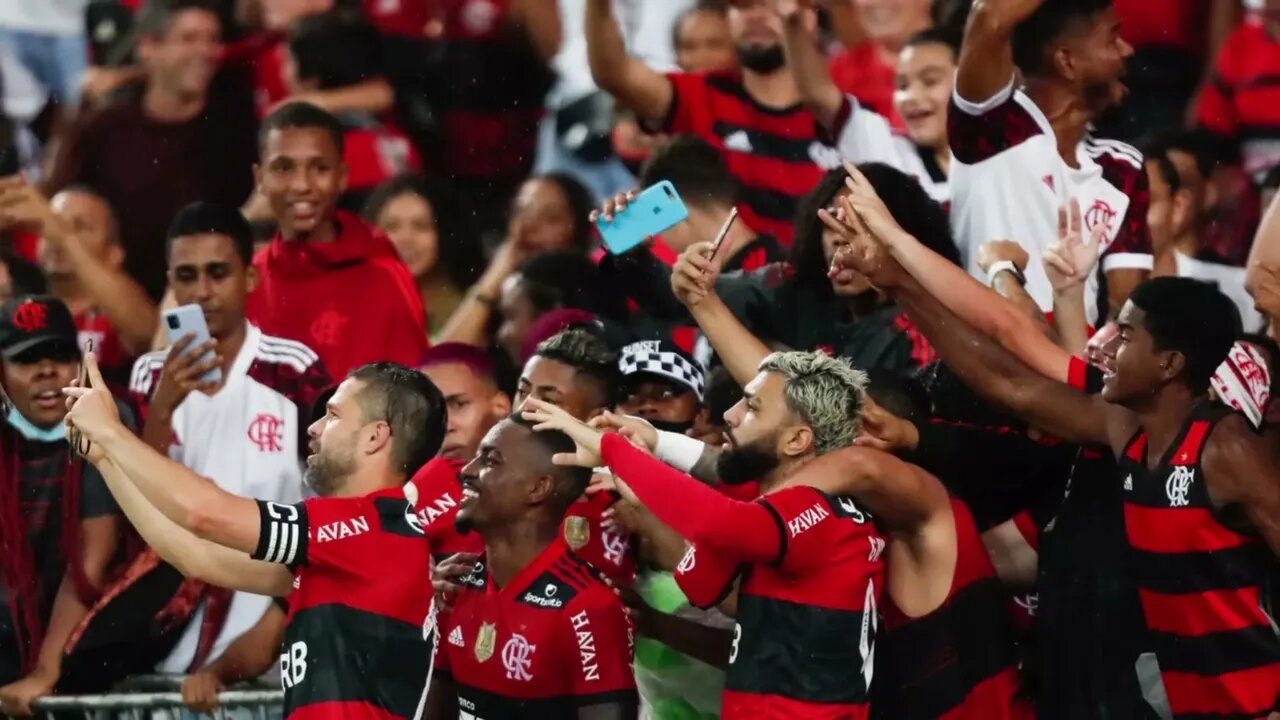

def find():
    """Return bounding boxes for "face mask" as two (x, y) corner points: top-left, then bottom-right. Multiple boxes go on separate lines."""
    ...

(7, 405), (66, 443)
(649, 419), (695, 435)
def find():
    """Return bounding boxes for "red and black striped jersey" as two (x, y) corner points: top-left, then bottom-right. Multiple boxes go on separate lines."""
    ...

(1118, 403), (1280, 718)
(674, 484), (884, 720)
(252, 491), (433, 720)
(655, 72), (843, 246)
(873, 499), (1032, 720)
(431, 538), (638, 717)
(1195, 20), (1280, 178)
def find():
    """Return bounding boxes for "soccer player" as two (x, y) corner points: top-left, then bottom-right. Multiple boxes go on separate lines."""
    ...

(572, 361), (1034, 719)
(949, 0), (1149, 324)
(829, 203), (1280, 718)
(524, 352), (887, 719)
(408, 343), (511, 562)
(420, 418), (638, 720)
(514, 329), (636, 585)
(63, 357), (446, 720)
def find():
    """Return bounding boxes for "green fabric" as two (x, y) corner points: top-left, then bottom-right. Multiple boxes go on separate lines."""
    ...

(633, 573), (725, 720)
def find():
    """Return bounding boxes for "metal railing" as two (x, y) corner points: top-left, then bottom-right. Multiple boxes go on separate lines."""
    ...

(26, 675), (282, 720)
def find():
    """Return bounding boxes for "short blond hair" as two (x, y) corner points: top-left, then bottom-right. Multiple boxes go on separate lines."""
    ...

(757, 351), (868, 455)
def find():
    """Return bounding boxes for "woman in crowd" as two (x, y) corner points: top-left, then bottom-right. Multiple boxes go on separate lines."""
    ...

(363, 174), (483, 337)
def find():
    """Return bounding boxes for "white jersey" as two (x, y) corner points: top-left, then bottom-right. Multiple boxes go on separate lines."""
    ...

(132, 324), (330, 674)
(834, 96), (950, 206)
(948, 80), (1153, 325)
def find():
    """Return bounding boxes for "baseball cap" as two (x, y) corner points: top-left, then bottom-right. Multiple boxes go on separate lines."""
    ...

(618, 338), (706, 401)
(0, 295), (80, 361)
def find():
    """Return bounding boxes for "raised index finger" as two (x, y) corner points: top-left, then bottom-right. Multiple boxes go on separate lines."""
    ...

(83, 351), (107, 390)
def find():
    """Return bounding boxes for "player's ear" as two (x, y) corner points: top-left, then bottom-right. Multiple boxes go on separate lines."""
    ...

(363, 420), (393, 456)
(491, 392), (512, 419)
(527, 474), (555, 506)
(781, 424), (815, 459)
(1161, 350), (1187, 382)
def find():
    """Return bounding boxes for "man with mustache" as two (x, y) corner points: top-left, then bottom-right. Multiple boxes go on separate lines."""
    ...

(584, 0), (842, 245)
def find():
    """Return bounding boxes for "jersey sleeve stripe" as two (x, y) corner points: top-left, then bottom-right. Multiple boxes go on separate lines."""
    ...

(951, 78), (1016, 116)
(1100, 252), (1155, 271)
(758, 501), (789, 568)
(260, 335), (322, 364)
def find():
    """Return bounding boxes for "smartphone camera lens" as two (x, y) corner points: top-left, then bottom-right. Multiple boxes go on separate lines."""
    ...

(166, 315), (179, 330)
(663, 185), (674, 199)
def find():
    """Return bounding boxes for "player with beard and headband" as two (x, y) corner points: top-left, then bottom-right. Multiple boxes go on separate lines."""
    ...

(949, 0), (1151, 326)
(421, 419), (639, 719)
(827, 188), (1280, 717)
(62, 359), (448, 720)
(584, 0), (842, 245)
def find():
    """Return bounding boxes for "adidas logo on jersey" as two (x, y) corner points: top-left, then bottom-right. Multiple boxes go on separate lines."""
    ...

(448, 626), (464, 647)
(724, 131), (753, 152)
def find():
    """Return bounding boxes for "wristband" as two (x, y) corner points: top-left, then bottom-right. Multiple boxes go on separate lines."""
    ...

(987, 260), (1026, 288)
(654, 430), (705, 473)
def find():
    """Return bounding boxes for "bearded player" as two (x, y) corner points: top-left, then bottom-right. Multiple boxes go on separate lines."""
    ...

(420, 418), (639, 719)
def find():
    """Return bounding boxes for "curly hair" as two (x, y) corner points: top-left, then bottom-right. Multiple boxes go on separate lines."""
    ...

(790, 163), (959, 299)
(757, 350), (868, 455)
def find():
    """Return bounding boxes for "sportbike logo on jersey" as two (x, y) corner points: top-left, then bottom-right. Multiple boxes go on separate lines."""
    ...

(1166, 466), (1194, 507)
(501, 634), (536, 681)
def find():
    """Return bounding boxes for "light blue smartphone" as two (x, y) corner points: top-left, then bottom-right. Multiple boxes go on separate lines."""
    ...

(597, 180), (690, 255)
(163, 304), (223, 385)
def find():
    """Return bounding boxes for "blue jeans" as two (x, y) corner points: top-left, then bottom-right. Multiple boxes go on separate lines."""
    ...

(0, 29), (87, 105)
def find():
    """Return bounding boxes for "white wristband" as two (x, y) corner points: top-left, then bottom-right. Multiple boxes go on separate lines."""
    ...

(654, 430), (705, 473)
(986, 260), (1024, 287)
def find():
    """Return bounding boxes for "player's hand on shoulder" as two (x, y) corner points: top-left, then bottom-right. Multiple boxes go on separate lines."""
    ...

(432, 552), (480, 609)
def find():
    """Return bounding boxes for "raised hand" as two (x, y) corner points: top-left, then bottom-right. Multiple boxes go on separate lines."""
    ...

(62, 353), (122, 461)
(1044, 199), (1102, 292)
(978, 0), (1046, 27)
(589, 189), (640, 224)
(151, 335), (222, 416)
(821, 199), (895, 287)
(671, 241), (720, 309)
(520, 398), (605, 468)
(589, 411), (658, 453)
(840, 161), (908, 244)
(431, 552), (481, 611)
(0, 176), (59, 233)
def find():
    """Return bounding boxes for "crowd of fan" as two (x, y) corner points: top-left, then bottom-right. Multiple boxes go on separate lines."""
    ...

(2, 0), (1280, 717)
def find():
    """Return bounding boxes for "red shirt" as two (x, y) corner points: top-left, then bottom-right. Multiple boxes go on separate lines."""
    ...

(829, 42), (901, 129)
(252, 491), (432, 720)
(362, 0), (431, 37)
(342, 118), (424, 193)
(408, 457), (636, 585)
(246, 212), (429, 379)
(432, 538), (638, 717)
(1195, 20), (1280, 177)
(875, 500), (1032, 720)
(1114, 0), (1207, 54)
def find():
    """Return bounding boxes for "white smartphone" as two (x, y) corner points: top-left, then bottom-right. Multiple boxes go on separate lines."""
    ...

(162, 304), (222, 385)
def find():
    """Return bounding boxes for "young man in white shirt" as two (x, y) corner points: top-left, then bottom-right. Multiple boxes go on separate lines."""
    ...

(129, 201), (331, 686)
(948, 0), (1151, 325)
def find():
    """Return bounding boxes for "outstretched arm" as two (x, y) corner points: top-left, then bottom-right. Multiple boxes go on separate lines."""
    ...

(1202, 415), (1280, 558)
(955, 0), (1045, 104)
(585, 0), (673, 123)
(796, 446), (950, 539)
(95, 458), (293, 596)
(779, 3), (842, 130)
